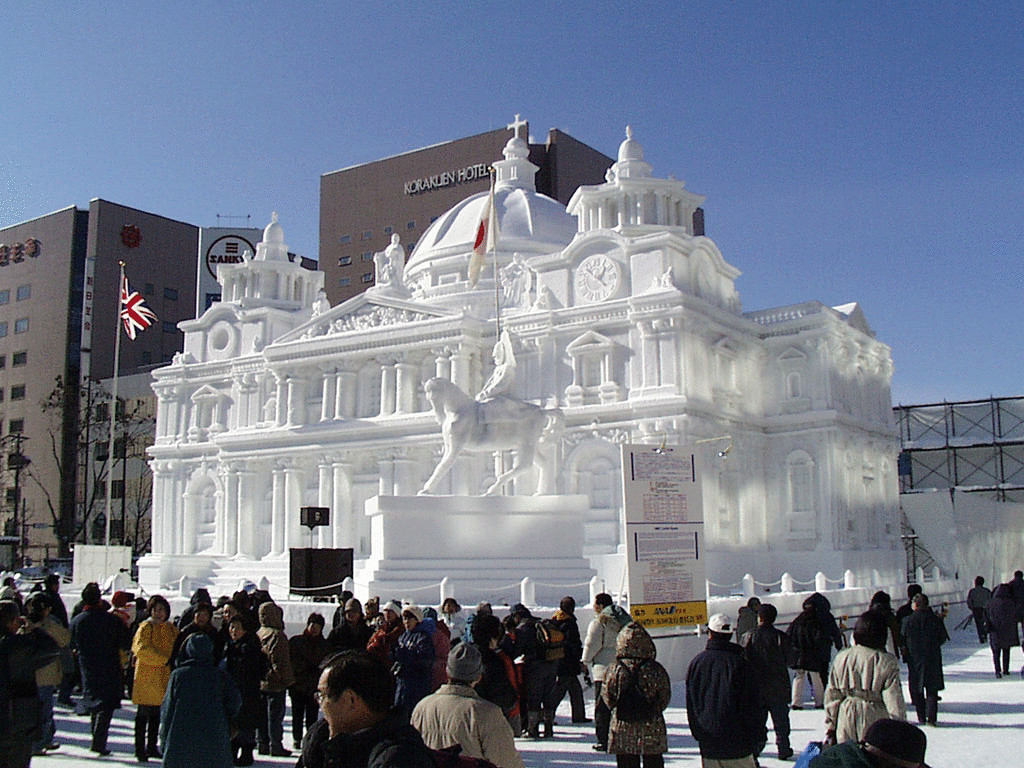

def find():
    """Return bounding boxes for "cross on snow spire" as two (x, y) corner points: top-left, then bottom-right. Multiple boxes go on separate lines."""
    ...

(507, 113), (527, 140)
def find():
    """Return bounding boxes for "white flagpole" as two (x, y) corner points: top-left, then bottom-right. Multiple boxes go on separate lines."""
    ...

(103, 261), (125, 580)
(490, 167), (502, 339)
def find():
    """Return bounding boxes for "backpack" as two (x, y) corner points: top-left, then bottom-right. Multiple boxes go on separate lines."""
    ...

(535, 619), (566, 662)
(429, 744), (500, 768)
(614, 660), (660, 723)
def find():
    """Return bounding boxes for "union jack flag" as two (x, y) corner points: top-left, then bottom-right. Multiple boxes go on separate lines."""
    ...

(120, 275), (157, 340)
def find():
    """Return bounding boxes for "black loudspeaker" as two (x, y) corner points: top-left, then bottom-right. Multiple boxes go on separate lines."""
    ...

(300, 506), (330, 528)
(289, 548), (354, 597)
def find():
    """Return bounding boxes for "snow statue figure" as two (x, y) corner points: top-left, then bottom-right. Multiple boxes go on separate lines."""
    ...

(418, 372), (564, 496)
(476, 329), (517, 402)
(372, 234), (406, 290)
(499, 253), (532, 309)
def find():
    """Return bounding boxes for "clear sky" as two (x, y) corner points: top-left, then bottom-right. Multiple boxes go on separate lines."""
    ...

(3, 2), (1022, 405)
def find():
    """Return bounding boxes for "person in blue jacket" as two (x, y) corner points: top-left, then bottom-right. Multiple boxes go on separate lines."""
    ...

(160, 633), (241, 768)
(391, 605), (435, 720)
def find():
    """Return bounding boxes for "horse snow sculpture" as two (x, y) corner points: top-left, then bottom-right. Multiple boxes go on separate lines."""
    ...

(419, 377), (564, 496)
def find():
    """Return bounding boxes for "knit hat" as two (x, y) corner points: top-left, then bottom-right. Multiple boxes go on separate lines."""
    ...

(707, 613), (732, 634)
(862, 719), (929, 767)
(382, 600), (402, 618)
(112, 591), (134, 608)
(402, 604), (423, 623)
(446, 642), (483, 682)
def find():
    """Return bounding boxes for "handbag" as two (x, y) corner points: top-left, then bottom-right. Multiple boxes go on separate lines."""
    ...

(793, 741), (822, 768)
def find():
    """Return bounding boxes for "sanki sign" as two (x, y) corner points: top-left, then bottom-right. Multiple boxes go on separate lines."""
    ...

(404, 163), (490, 195)
(205, 235), (257, 280)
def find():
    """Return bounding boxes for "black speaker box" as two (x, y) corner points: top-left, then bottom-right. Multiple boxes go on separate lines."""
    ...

(288, 548), (354, 597)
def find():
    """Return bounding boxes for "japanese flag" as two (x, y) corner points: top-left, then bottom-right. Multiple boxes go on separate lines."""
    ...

(469, 175), (498, 287)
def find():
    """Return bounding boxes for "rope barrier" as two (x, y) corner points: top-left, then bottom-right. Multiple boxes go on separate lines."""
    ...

(706, 581), (742, 589)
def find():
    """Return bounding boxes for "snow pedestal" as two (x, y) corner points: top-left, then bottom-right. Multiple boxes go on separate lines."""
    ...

(356, 494), (596, 606)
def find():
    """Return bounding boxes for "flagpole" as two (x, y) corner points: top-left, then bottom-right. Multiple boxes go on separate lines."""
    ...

(490, 167), (502, 340)
(103, 261), (125, 580)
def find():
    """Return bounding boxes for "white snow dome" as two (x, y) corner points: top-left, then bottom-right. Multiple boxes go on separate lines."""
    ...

(404, 126), (579, 307)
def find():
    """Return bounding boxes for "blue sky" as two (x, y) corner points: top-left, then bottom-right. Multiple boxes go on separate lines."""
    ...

(3, 2), (1022, 405)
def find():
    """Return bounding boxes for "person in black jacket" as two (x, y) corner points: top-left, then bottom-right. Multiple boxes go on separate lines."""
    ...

(985, 583), (1020, 678)
(550, 596), (589, 724)
(171, 602), (221, 666)
(1, 599), (61, 768)
(508, 604), (559, 739)
(327, 598), (372, 654)
(222, 615), (269, 766)
(69, 583), (131, 756)
(470, 612), (521, 735)
(741, 604), (793, 760)
(297, 651), (434, 768)
(899, 593), (947, 725)
(894, 584), (923, 661)
(686, 613), (761, 767)
(786, 593), (842, 709)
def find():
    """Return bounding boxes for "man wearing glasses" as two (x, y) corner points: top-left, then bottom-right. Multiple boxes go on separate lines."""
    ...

(297, 651), (434, 768)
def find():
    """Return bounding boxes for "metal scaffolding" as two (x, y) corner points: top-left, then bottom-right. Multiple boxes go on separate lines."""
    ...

(895, 396), (1024, 499)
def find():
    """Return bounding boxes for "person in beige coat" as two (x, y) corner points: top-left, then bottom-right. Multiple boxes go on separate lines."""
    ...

(582, 593), (627, 751)
(24, 592), (70, 755)
(411, 643), (524, 768)
(823, 611), (906, 746)
(257, 601), (294, 757)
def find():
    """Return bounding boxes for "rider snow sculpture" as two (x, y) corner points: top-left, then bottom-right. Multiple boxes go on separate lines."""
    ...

(419, 329), (563, 496)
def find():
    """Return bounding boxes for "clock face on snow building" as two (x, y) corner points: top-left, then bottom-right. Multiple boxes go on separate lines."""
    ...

(575, 254), (622, 303)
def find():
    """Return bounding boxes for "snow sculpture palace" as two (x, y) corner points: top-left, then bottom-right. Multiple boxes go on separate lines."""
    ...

(139, 122), (903, 601)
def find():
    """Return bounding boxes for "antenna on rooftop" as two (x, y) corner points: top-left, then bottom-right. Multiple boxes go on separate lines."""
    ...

(215, 213), (252, 227)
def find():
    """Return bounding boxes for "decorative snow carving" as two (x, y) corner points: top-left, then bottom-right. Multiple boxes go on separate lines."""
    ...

(330, 305), (437, 334)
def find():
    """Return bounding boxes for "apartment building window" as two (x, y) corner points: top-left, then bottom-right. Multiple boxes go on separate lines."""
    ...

(361, 272), (373, 284)
(162, 321), (176, 333)
(361, 230), (373, 241)
(141, 350), (152, 364)
(0, 289), (8, 304)
(15, 284), (30, 301)
(338, 256), (352, 266)
(10, 385), (25, 401)
(12, 351), (26, 367)
(144, 283), (155, 295)
(8, 419), (23, 433)
(340, 234), (352, 244)
(339, 277), (351, 287)
(164, 287), (178, 300)
(111, 480), (125, 499)
(13, 318), (27, 334)
(406, 221), (415, 230)
(384, 226), (394, 235)
(0, 355), (6, 369)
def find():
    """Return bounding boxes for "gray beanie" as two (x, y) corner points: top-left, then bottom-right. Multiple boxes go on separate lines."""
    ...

(446, 642), (483, 683)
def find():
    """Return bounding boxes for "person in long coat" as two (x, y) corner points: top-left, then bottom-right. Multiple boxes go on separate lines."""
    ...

(69, 583), (131, 755)
(222, 615), (267, 767)
(604, 622), (671, 768)
(131, 595), (178, 761)
(22, 591), (70, 755)
(823, 611), (905, 745)
(391, 605), (435, 720)
(288, 613), (329, 750)
(256, 601), (294, 757)
(160, 633), (241, 768)
(899, 593), (947, 726)
(984, 583), (1020, 677)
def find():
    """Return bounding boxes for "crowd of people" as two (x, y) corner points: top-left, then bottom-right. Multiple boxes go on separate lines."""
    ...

(5, 569), (1016, 768)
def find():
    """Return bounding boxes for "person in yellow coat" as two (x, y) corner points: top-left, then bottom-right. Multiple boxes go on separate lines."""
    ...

(132, 595), (178, 762)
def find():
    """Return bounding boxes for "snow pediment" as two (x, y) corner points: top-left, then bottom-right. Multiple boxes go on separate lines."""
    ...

(566, 329), (616, 355)
(831, 302), (874, 337)
(778, 346), (808, 363)
(180, 301), (241, 334)
(277, 293), (461, 342)
(190, 383), (227, 404)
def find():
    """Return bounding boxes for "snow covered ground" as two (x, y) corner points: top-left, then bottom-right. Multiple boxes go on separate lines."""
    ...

(31, 623), (1021, 767)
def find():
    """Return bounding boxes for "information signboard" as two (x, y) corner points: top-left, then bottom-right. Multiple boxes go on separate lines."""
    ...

(620, 443), (707, 629)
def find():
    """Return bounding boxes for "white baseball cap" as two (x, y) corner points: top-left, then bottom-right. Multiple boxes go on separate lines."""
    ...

(707, 613), (732, 634)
